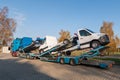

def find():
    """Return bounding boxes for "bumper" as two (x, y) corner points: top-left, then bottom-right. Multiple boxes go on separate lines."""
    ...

(100, 41), (110, 45)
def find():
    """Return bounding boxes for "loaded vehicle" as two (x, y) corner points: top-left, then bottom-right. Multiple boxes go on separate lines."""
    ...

(55, 28), (110, 55)
(39, 36), (58, 52)
(66, 28), (110, 49)
(10, 37), (44, 57)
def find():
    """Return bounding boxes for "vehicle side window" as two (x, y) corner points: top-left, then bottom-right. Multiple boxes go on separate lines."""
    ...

(79, 30), (91, 36)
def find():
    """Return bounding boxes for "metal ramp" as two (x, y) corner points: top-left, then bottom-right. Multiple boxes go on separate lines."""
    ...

(78, 46), (109, 59)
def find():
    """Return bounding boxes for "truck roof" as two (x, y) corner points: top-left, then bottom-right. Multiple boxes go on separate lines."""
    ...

(77, 28), (95, 33)
(78, 28), (89, 31)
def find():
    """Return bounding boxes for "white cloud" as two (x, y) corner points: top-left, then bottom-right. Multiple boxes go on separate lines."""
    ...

(9, 8), (26, 26)
(13, 11), (26, 26)
(0, 2), (26, 26)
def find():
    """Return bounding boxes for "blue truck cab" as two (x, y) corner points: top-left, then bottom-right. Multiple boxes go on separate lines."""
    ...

(11, 38), (21, 52)
(11, 37), (32, 56)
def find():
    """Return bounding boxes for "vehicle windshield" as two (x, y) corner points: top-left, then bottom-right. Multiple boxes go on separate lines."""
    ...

(86, 29), (95, 33)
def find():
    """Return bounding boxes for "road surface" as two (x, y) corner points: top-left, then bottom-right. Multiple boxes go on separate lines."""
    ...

(0, 53), (120, 80)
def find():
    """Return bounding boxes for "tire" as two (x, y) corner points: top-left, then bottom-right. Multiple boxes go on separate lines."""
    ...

(91, 41), (100, 49)
(33, 57), (37, 59)
(17, 53), (20, 57)
(79, 58), (83, 64)
(60, 58), (64, 64)
(16, 51), (20, 57)
(12, 52), (17, 57)
(39, 49), (44, 53)
(26, 54), (30, 59)
(70, 59), (76, 66)
(63, 39), (70, 44)
(11, 52), (14, 57)
(83, 57), (88, 60)
(66, 51), (71, 56)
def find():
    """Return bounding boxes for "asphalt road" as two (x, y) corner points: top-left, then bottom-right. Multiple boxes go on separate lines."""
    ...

(0, 53), (120, 80)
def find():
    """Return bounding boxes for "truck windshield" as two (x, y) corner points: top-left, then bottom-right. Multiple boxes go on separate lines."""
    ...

(86, 29), (95, 33)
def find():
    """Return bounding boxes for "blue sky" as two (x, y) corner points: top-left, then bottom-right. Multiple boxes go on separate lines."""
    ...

(0, 0), (120, 39)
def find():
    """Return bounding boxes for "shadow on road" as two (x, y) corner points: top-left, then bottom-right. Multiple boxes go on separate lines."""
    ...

(0, 53), (120, 80)
(0, 58), (56, 80)
(64, 64), (120, 80)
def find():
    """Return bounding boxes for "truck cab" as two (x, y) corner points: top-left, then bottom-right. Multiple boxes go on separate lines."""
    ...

(77, 28), (109, 49)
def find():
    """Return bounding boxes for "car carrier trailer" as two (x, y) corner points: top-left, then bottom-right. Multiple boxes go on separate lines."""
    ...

(10, 29), (113, 69)
(11, 37), (114, 69)
(25, 46), (114, 69)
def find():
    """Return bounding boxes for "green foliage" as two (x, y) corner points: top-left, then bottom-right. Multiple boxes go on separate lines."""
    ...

(94, 57), (120, 65)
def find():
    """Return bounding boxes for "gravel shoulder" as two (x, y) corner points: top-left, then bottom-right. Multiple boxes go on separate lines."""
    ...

(0, 53), (120, 80)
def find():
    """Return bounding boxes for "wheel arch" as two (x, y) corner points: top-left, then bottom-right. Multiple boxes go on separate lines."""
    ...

(90, 39), (101, 47)
(69, 58), (76, 66)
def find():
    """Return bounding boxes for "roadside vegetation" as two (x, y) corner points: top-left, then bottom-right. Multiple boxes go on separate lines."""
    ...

(94, 57), (120, 65)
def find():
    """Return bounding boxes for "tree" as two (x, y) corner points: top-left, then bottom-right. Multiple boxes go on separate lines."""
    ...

(100, 21), (119, 54)
(58, 29), (71, 42)
(0, 7), (16, 46)
(115, 36), (120, 48)
(100, 22), (114, 40)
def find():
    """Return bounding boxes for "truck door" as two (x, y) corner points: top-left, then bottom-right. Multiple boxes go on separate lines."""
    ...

(78, 30), (92, 48)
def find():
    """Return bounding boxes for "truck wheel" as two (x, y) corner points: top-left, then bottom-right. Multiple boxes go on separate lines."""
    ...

(16, 52), (20, 57)
(26, 54), (30, 59)
(12, 52), (17, 57)
(16, 52), (19, 57)
(91, 41), (100, 49)
(11, 52), (14, 57)
(63, 39), (70, 44)
(60, 58), (64, 64)
(66, 51), (71, 56)
(33, 57), (37, 59)
(39, 49), (44, 53)
(70, 59), (76, 66)
(83, 57), (88, 60)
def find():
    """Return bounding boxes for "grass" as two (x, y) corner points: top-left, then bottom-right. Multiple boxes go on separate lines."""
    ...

(104, 52), (120, 56)
(71, 50), (120, 65)
(71, 49), (91, 56)
(94, 57), (120, 65)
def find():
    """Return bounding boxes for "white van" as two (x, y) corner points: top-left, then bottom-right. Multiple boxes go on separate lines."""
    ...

(77, 28), (109, 49)
(39, 36), (58, 52)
